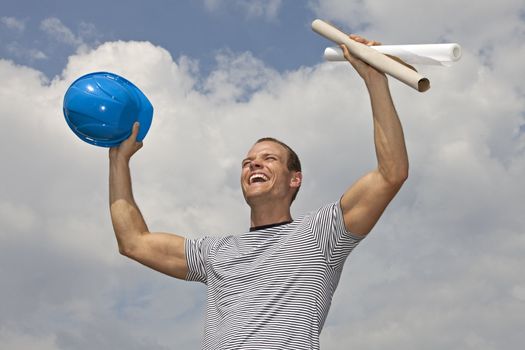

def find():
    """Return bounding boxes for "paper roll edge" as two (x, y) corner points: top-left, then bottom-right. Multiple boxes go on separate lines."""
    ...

(418, 78), (430, 92)
(451, 44), (462, 61)
(324, 47), (342, 61)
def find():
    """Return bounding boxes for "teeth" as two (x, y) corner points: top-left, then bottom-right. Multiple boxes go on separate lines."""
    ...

(250, 173), (269, 183)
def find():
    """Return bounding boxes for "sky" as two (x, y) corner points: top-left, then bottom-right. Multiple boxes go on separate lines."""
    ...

(0, 0), (524, 349)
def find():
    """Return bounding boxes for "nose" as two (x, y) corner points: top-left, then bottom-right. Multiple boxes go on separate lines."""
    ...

(249, 159), (263, 170)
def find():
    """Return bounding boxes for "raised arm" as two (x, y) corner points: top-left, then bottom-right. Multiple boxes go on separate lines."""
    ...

(339, 36), (409, 237)
(109, 122), (188, 279)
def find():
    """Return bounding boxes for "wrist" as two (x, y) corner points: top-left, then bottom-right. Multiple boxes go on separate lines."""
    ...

(364, 73), (389, 94)
(109, 152), (131, 167)
(363, 70), (388, 86)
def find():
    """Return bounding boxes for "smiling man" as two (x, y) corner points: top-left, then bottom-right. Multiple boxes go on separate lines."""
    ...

(241, 137), (302, 228)
(109, 35), (408, 350)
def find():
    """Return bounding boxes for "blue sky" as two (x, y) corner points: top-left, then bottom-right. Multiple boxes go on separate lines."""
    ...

(1, 0), (329, 78)
(1, 0), (524, 349)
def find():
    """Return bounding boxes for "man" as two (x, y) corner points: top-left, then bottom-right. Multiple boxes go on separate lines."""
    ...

(109, 35), (408, 349)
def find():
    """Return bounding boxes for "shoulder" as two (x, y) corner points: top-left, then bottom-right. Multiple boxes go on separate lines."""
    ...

(185, 234), (235, 255)
(306, 201), (344, 223)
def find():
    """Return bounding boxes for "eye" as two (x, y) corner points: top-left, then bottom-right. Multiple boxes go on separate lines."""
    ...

(242, 160), (251, 168)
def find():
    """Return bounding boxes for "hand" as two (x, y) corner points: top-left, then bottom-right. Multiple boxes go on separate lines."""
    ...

(109, 122), (143, 162)
(340, 35), (386, 83)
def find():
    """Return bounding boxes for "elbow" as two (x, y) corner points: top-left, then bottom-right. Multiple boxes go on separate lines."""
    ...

(115, 232), (142, 259)
(118, 242), (143, 261)
(117, 241), (136, 259)
(396, 170), (409, 189)
(383, 166), (409, 188)
(118, 244), (133, 258)
(395, 167), (409, 185)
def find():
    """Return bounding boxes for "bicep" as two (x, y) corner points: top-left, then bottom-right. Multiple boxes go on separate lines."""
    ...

(340, 170), (403, 236)
(126, 231), (188, 280)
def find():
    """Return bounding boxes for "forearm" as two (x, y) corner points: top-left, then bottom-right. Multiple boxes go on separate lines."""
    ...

(109, 156), (149, 254)
(366, 76), (409, 184)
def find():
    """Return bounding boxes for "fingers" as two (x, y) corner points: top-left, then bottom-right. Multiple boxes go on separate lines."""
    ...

(128, 122), (143, 151)
(339, 43), (349, 56)
(349, 34), (381, 46)
(109, 121), (143, 158)
(339, 41), (384, 81)
(339, 44), (357, 64)
(122, 121), (141, 146)
(340, 33), (381, 65)
(340, 34), (381, 61)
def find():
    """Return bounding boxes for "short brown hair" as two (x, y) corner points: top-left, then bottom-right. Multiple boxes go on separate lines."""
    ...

(256, 137), (301, 202)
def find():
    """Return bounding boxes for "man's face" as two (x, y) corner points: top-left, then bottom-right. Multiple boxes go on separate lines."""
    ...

(240, 141), (301, 206)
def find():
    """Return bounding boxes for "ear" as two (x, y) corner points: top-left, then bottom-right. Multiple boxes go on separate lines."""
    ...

(290, 171), (302, 188)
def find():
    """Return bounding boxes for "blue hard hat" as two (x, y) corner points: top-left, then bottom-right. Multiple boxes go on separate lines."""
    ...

(63, 71), (153, 147)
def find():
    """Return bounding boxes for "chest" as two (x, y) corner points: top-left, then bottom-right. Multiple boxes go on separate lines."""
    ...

(208, 229), (328, 291)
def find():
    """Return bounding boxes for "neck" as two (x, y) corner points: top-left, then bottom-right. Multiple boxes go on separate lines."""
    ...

(249, 201), (292, 228)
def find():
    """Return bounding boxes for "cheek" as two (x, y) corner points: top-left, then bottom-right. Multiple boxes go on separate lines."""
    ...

(274, 170), (290, 186)
(240, 168), (251, 186)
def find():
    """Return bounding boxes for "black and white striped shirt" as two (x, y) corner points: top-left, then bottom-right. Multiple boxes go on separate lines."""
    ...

(185, 201), (363, 349)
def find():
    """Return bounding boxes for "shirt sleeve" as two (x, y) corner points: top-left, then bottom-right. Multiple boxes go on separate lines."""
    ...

(184, 236), (215, 284)
(310, 201), (364, 269)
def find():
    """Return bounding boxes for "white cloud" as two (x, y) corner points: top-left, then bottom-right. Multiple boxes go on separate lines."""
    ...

(0, 200), (37, 234)
(0, 328), (57, 350)
(307, 1), (525, 348)
(203, 0), (282, 20)
(309, 0), (369, 30)
(6, 42), (48, 60)
(310, 0), (525, 52)
(1, 16), (25, 32)
(40, 17), (84, 47)
(0, 3), (524, 347)
(202, 49), (280, 102)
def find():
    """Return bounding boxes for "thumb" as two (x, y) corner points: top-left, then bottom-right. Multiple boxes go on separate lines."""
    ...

(130, 121), (140, 141)
(339, 44), (356, 64)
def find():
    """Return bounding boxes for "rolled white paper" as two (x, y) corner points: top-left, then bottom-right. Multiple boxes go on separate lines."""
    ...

(311, 19), (430, 92)
(324, 43), (462, 66)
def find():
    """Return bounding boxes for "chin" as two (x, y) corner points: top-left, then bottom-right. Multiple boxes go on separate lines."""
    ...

(244, 191), (268, 206)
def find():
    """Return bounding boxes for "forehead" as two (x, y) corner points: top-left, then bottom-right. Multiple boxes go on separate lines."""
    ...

(246, 141), (288, 158)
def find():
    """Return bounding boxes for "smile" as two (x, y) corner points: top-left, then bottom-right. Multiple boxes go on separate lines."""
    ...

(249, 173), (269, 184)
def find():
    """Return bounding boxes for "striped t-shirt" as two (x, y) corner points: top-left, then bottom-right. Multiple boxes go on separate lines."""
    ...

(185, 201), (363, 350)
